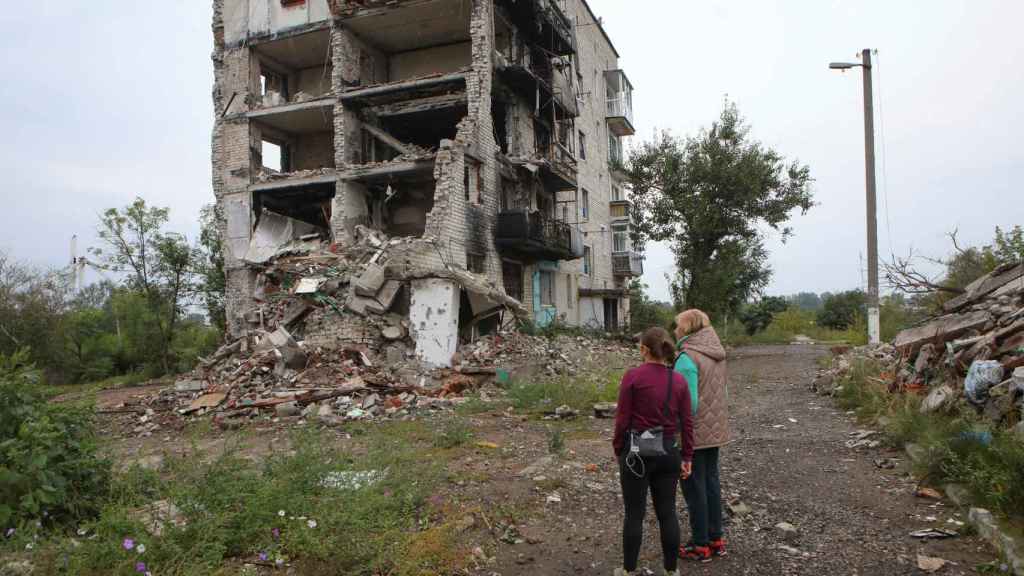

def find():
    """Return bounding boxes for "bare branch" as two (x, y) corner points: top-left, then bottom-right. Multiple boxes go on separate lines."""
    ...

(882, 250), (965, 296)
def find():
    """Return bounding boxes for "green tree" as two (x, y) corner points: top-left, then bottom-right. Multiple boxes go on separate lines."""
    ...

(992, 225), (1024, 265)
(627, 102), (814, 319)
(627, 279), (675, 333)
(788, 292), (823, 311)
(740, 296), (789, 336)
(91, 198), (199, 375)
(198, 204), (227, 333)
(817, 290), (866, 330)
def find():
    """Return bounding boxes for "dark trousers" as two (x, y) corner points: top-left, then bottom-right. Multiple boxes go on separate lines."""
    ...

(681, 447), (723, 546)
(618, 441), (681, 572)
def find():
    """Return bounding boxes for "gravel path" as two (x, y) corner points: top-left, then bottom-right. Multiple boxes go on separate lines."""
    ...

(471, 344), (996, 575)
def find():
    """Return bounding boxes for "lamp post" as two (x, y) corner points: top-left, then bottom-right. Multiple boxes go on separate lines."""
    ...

(830, 49), (880, 345)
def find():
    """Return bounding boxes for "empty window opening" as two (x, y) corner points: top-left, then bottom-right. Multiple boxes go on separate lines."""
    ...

(540, 270), (555, 307)
(612, 185), (624, 201)
(260, 69), (288, 104)
(583, 246), (593, 276)
(253, 182), (334, 232)
(262, 140), (286, 173)
(578, 130), (587, 160)
(502, 260), (524, 302)
(363, 179), (435, 238)
(492, 98), (510, 154)
(581, 189), (590, 221)
(464, 158), (482, 204)
(281, 0), (306, 6)
(467, 252), (486, 274)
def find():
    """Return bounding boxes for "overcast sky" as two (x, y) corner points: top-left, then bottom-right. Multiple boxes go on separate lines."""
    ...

(1, 1), (1021, 303)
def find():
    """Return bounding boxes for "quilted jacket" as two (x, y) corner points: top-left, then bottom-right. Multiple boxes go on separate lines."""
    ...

(680, 327), (730, 449)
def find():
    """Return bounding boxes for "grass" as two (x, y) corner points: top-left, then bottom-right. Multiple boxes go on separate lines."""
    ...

(40, 372), (154, 400)
(507, 369), (622, 413)
(6, 423), (470, 575)
(834, 357), (1024, 521)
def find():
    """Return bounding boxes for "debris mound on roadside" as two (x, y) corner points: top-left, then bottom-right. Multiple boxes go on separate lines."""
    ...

(813, 262), (1024, 431)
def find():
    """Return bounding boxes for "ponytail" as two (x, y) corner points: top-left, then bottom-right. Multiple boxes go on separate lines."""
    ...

(641, 326), (676, 364)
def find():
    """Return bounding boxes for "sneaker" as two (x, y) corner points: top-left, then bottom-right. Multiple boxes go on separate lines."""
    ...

(710, 538), (728, 558)
(679, 544), (712, 563)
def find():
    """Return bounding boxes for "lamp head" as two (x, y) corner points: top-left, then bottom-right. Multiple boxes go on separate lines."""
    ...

(829, 62), (858, 70)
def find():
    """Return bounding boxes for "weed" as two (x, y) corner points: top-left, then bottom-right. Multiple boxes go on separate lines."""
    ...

(547, 427), (566, 455)
(508, 369), (622, 413)
(29, 425), (456, 575)
(836, 358), (1024, 520)
(454, 394), (504, 416)
(434, 418), (473, 449)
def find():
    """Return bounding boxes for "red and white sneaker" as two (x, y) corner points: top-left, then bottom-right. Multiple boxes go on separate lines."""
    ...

(679, 544), (712, 563)
(709, 538), (728, 558)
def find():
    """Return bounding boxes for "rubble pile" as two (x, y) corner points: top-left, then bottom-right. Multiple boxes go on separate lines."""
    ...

(814, 262), (1024, 432)
(458, 332), (634, 377)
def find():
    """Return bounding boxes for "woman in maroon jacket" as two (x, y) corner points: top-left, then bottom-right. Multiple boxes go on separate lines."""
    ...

(613, 327), (694, 576)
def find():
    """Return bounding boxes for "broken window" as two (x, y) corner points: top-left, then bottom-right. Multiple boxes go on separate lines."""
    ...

(566, 273), (574, 309)
(502, 260), (524, 302)
(581, 189), (589, 221)
(578, 130), (587, 160)
(464, 158), (482, 205)
(467, 252), (486, 274)
(260, 68), (287, 104)
(261, 140), (286, 172)
(540, 270), (555, 306)
(583, 246), (592, 276)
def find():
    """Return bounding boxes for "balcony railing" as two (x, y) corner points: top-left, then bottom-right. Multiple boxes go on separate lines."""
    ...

(605, 69), (635, 137)
(495, 209), (574, 261)
(607, 95), (633, 126)
(612, 252), (644, 277)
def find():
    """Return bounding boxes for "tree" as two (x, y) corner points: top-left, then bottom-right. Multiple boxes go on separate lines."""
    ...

(817, 290), (866, 330)
(90, 198), (198, 374)
(787, 292), (823, 311)
(628, 279), (675, 333)
(627, 101), (814, 320)
(992, 225), (1024, 265)
(198, 204), (227, 333)
(0, 252), (72, 378)
(740, 296), (789, 336)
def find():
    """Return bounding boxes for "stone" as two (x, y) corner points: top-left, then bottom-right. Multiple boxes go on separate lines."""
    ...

(921, 385), (954, 414)
(275, 401), (301, 418)
(905, 443), (927, 464)
(944, 484), (970, 507)
(774, 522), (799, 542)
(385, 345), (404, 365)
(969, 508), (1024, 575)
(2, 560), (34, 576)
(317, 404), (334, 419)
(353, 263), (387, 297)
(381, 325), (405, 341)
(593, 402), (617, 418)
(914, 343), (936, 374)
(362, 394), (380, 410)
(129, 499), (185, 537)
(727, 501), (752, 517)
(367, 280), (402, 314)
(174, 379), (204, 393)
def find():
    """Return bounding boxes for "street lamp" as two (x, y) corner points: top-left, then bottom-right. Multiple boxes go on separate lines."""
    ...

(830, 49), (880, 346)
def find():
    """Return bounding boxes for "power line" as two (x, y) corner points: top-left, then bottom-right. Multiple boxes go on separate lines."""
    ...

(873, 49), (895, 259)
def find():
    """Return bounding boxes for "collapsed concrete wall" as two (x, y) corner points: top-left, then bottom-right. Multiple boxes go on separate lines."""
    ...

(212, 0), (637, 366)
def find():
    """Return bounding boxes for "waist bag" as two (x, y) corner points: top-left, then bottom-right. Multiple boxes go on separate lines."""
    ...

(628, 365), (674, 458)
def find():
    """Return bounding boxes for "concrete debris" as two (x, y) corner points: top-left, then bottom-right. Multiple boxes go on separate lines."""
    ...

(916, 554), (949, 573)
(593, 402), (617, 418)
(815, 264), (1023, 431)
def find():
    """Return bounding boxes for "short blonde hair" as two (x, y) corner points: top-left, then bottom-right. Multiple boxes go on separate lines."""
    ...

(675, 309), (711, 337)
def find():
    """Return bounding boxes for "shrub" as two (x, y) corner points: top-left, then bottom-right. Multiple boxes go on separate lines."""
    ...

(817, 290), (867, 330)
(0, 350), (110, 529)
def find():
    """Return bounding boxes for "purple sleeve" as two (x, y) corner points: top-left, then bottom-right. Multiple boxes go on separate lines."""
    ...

(612, 369), (634, 455)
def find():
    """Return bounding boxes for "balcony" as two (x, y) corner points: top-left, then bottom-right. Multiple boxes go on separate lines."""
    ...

(495, 209), (574, 261)
(612, 252), (644, 277)
(605, 70), (635, 137)
(609, 199), (631, 221)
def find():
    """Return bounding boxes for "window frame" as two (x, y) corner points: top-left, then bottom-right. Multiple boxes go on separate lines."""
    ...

(583, 246), (593, 276)
(580, 188), (589, 221)
(539, 270), (556, 306)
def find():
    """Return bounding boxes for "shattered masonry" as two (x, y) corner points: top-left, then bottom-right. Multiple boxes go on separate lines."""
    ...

(211, 0), (641, 367)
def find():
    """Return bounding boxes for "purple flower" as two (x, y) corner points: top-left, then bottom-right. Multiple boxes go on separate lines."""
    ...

(135, 561), (147, 573)
(123, 538), (135, 551)
(3, 528), (13, 538)
(259, 552), (268, 561)
(271, 527), (280, 539)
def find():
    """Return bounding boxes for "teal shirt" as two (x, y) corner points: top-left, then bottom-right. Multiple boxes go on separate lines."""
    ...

(673, 337), (699, 415)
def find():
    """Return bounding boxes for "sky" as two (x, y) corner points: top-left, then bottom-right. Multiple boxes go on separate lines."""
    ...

(1, 1), (1021, 303)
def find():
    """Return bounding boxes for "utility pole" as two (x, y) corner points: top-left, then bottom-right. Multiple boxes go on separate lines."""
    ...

(830, 49), (880, 345)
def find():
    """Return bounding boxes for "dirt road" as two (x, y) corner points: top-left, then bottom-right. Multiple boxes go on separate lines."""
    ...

(464, 344), (995, 575)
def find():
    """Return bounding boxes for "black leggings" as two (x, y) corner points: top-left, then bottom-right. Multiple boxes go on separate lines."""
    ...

(681, 447), (723, 546)
(618, 442), (682, 572)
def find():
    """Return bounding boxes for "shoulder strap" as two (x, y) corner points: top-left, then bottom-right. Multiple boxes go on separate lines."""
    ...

(662, 364), (672, 425)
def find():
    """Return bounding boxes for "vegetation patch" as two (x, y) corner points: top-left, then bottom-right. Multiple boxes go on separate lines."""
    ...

(835, 357), (1024, 520)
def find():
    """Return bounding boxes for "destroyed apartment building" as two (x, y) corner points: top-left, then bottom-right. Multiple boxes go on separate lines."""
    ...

(211, 0), (642, 368)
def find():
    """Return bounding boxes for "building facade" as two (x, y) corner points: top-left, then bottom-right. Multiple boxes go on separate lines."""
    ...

(212, 0), (641, 361)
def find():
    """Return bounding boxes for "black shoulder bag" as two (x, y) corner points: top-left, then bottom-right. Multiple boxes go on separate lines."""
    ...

(627, 366), (673, 458)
